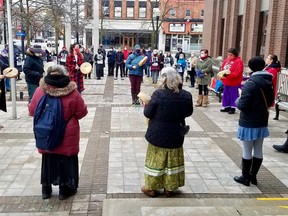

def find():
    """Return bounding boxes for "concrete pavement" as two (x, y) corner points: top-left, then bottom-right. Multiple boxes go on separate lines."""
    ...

(0, 71), (288, 215)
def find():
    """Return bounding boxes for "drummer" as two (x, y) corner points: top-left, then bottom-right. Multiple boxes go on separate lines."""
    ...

(0, 66), (7, 129)
(125, 44), (146, 104)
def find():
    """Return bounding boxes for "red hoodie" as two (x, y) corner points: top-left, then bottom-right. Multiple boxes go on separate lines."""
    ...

(221, 56), (244, 86)
(123, 50), (129, 60)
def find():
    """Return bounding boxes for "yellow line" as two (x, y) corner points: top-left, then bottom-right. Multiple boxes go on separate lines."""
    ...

(279, 206), (288, 209)
(257, 198), (288, 201)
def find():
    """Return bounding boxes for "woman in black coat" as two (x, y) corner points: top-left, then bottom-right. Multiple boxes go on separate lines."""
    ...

(234, 56), (274, 187)
(141, 67), (193, 197)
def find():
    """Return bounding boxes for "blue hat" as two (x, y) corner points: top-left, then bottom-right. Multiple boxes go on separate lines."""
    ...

(133, 44), (141, 50)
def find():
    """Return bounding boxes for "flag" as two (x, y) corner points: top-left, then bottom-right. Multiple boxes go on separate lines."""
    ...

(0, 0), (3, 8)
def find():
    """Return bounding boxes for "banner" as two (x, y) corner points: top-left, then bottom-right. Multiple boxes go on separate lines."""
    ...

(0, 0), (3, 9)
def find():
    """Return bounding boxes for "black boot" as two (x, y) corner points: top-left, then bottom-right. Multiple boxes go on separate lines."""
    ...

(42, 185), (52, 199)
(250, 157), (263, 185)
(273, 130), (288, 153)
(234, 158), (252, 186)
(131, 93), (136, 105)
(59, 186), (77, 200)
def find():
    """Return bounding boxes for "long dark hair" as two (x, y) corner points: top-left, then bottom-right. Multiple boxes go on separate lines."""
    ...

(268, 54), (281, 68)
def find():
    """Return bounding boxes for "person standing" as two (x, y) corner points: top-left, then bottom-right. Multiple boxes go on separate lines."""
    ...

(141, 67), (193, 197)
(115, 47), (124, 80)
(195, 49), (212, 107)
(187, 52), (198, 88)
(94, 48), (105, 80)
(146, 47), (152, 77)
(0, 49), (10, 92)
(58, 46), (69, 66)
(234, 56), (274, 186)
(66, 44), (84, 93)
(23, 44), (44, 102)
(83, 48), (93, 79)
(107, 46), (116, 76)
(264, 54), (281, 106)
(175, 48), (185, 62)
(273, 130), (288, 153)
(125, 44), (145, 104)
(164, 52), (174, 68)
(150, 50), (161, 84)
(176, 53), (186, 83)
(123, 46), (129, 77)
(28, 65), (88, 200)
(219, 48), (244, 114)
(0, 60), (7, 124)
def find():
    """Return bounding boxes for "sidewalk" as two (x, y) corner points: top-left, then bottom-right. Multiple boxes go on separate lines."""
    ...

(0, 72), (288, 215)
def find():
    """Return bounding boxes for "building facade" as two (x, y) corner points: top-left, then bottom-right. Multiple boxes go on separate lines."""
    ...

(84, 0), (204, 54)
(203, 0), (288, 67)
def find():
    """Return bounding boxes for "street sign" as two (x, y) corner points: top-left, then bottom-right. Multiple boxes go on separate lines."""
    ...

(16, 32), (26, 37)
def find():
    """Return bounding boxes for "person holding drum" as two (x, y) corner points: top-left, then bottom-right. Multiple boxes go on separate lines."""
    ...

(23, 44), (45, 102)
(0, 64), (7, 125)
(66, 44), (84, 93)
(125, 44), (146, 104)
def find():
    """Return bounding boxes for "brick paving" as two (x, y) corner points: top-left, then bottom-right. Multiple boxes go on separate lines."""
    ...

(0, 72), (288, 215)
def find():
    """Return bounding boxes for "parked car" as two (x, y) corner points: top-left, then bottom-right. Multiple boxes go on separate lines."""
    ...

(46, 37), (57, 47)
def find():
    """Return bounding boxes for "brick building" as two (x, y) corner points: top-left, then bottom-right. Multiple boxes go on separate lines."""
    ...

(202, 0), (288, 67)
(83, 0), (204, 54)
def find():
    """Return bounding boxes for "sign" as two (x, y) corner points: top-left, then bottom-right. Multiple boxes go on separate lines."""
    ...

(191, 24), (203, 32)
(169, 23), (185, 33)
(16, 31), (26, 37)
(0, 0), (3, 8)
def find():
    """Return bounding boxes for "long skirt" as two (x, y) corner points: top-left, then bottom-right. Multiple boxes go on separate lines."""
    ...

(41, 154), (79, 190)
(144, 144), (185, 191)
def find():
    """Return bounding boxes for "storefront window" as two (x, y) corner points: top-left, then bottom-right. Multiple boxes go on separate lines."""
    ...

(127, 7), (134, 18)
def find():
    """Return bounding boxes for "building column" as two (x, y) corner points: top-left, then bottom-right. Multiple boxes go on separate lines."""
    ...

(158, 27), (165, 51)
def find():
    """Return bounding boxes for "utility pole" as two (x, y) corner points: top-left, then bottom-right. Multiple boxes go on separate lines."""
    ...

(155, 15), (159, 49)
(92, 0), (99, 53)
(6, 0), (17, 119)
(20, 0), (25, 57)
(76, 0), (79, 44)
(2, 0), (7, 44)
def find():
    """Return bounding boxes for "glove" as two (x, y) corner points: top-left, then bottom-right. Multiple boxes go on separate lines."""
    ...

(196, 69), (204, 78)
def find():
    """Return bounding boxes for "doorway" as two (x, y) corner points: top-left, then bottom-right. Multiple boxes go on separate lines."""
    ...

(122, 36), (135, 50)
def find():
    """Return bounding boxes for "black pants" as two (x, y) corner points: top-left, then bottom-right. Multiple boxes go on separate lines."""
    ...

(115, 63), (124, 78)
(108, 63), (115, 76)
(190, 68), (196, 86)
(198, 85), (208, 95)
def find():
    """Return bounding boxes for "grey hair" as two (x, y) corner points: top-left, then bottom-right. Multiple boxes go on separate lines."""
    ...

(47, 64), (67, 76)
(159, 67), (182, 93)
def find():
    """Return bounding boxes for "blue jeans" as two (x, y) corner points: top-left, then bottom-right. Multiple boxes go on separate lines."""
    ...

(146, 65), (151, 77)
(151, 70), (159, 83)
(27, 83), (38, 102)
(5, 78), (10, 91)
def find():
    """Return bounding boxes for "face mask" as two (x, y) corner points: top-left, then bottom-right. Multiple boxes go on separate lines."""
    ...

(135, 49), (141, 55)
(179, 57), (183, 59)
(35, 53), (41, 57)
(75, 48), (80, 52)
(1, 53), (8, 57)
(124, 47), (127, 51)
(200, 53), (206, 58)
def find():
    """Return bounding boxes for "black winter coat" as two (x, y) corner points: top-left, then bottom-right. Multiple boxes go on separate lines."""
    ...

(144, 88), (193, 149)
(23, 51), (44, 85)
(237, 71), (274, 128)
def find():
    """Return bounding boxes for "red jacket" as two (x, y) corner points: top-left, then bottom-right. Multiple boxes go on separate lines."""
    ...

(29, 79), (88, 156)
(123, 50), (129, 60)
(266, 66), (280, 106)
(66, 52), (84, 92)
(221, 56), (244, 86)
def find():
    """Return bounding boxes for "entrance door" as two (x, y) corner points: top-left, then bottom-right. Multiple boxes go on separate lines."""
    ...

(122, 36), (135, 50)
(183, 38), (190, 53)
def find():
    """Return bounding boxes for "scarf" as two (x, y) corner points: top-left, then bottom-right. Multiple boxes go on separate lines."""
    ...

(44, 74), (70, 88)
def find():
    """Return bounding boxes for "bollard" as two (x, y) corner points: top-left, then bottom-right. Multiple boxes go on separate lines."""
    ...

(20, 92), (24, 100)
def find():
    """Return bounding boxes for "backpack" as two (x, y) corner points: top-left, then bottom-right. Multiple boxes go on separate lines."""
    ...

(33, 94), (67, 151)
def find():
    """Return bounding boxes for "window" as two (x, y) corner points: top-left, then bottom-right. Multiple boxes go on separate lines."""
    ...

(127, 7), (134, 18)
(102, 0), (109, 17)
(186, 10), (190, 17)
(86, 0), (93, 18)
(115, 7), (122, 18)
(200, 10), (204, 16)
(170, 8), (176, 17)
(139, 1), (146, 18)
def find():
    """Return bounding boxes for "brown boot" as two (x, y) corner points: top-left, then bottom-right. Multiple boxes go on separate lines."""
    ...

(202, 95), (209, 107)
(195, 95), (203, 107)
(141, 186), (157, 197)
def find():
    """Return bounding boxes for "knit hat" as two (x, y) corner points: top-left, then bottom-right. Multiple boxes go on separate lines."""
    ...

(44, 65), (70, 88)
(133, 44), (141, 50)
(248, 56), (265, 72)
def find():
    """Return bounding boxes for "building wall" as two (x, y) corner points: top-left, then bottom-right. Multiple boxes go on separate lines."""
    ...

(203, 0), (288, 66)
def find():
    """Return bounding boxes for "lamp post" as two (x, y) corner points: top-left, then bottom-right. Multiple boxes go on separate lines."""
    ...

(75, 0), (79, 44)
(2, 1), (7, 44)
(155, 15), (159, 49)
(20, 0), (25, 57)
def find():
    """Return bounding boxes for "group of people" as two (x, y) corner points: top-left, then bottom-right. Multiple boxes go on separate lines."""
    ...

(1, 40), (287, 201)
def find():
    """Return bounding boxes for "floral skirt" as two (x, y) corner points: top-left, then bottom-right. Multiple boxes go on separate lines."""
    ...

(41, 153), (79, 190)
(144, 144), (185, 191)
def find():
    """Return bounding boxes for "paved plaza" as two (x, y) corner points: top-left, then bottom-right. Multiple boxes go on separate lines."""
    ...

(0, 71), (288, 215)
